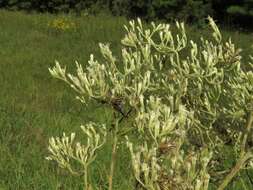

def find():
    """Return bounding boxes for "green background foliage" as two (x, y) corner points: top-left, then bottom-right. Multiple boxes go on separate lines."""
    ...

(1, 0), (253, 28)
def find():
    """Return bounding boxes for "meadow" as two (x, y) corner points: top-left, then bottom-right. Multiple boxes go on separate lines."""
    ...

(0, 10), (252, 189)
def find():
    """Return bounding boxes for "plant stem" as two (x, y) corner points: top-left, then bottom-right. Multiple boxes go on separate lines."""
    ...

(217, 112), (253, 190)
(217, 152), (252, 190)
(108, 122), (118, 190)
(84, 166), (88, 190)
(241, 112), (253, 154)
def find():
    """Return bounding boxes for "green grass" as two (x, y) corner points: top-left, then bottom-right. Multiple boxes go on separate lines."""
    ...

(0, 10), (252, 190)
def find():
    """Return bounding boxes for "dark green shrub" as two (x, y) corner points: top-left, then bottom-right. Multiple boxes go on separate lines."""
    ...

(1, 0), (108, 13)
(110, 0), (131, 16)
(226, 0), (253, 16)
(222, 0), (253, 28)
(1, 0), (253, 29)
(110, 0), (212, 26)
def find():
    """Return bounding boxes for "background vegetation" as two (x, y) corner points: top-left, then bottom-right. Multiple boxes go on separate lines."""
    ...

(0, 10), (252, 189)
(1, 0), (253, 29)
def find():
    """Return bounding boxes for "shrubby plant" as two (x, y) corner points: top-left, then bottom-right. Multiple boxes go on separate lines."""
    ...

(46, 123), (106, 189)
(47, 16), (253, 189)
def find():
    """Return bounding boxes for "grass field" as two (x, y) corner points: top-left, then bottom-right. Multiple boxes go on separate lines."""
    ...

(0, 10), (252, 189)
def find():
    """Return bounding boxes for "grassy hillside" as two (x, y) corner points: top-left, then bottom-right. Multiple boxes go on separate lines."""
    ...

(0, 10), (252, 189)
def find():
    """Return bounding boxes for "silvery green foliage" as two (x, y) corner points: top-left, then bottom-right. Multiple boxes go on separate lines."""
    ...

(126, 142), (161, 190)
(127, 97), (211, 189)
(46, 123), (106, 176)
(135, 95), (189, 145)
(48, 16), (253, 189)
(126, 143), (212, 190)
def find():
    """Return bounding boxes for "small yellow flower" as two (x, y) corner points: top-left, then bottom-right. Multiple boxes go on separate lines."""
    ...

(48, 17), (76, 32)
